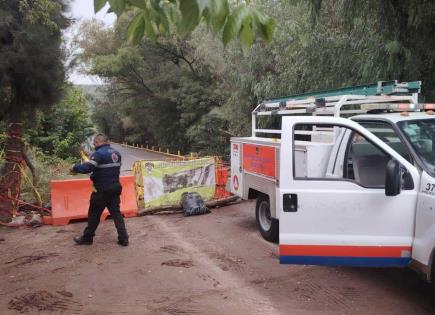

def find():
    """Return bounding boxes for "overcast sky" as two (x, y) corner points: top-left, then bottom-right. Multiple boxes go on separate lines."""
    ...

(67, 0), (116, 85)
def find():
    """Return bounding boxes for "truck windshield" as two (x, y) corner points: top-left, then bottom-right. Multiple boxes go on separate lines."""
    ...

(398, 118), (435, 173)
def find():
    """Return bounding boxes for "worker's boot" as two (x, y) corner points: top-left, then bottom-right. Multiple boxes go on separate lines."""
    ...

(73, 236), (93, 245)
(117, 239), (129, 246)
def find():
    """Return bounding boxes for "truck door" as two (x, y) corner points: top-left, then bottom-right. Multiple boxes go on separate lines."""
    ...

(413, 171), (435, 273)
(279, 117), (420, 267)
(230, 141), (243, 197)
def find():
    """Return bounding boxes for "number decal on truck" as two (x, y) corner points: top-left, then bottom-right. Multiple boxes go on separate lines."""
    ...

(423, 183), (435, 195)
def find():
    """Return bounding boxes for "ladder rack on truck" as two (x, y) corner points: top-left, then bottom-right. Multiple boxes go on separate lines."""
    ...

(251, 80), (431, 136)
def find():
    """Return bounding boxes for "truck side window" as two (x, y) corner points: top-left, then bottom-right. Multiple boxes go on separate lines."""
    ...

(293, 124), (336, 178)
(293, 123), (393, 189)
(345, 131), (390, 188)
(293, 123), (414, 190)
(357, 121), (412, 162)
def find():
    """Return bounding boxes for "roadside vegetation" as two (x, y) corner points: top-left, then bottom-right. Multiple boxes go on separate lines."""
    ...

(0, 0), (72, 211)
(21, 85), (93, 203)
(78, 0), (435, 157)
(0, 85), (93, 204)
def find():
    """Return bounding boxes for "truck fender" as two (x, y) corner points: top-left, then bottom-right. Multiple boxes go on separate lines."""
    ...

(248, 188), (261, 199)
(243, 172), (277, 219)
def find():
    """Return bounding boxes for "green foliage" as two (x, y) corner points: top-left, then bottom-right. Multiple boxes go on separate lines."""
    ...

(305, 0), (435, 99)
(90, 86), (126, 142)
(127, 11), (147, 42)
(94, 0), (275, 50)
(221, 4), (276, 51)
(94, 0), (108, 12)
(186, 107), (229, 156)
(78, 19), (227, 154)
(18, 0), (63, 32)
(80, 0), (435, 159)
(0, 0), (69, 121)
(179, 0), (199, 36)
(26, 86), (94, 160)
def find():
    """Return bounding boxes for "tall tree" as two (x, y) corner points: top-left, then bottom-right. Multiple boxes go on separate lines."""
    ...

(308, 0), (435, 99)
(77, 18), (224, 152)
(0, 0), (69, 219)
(211, 0), (435, 136)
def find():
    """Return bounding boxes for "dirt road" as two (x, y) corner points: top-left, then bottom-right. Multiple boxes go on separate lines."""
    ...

(1, 200), (435, 314)
(1, 144), (434, 314)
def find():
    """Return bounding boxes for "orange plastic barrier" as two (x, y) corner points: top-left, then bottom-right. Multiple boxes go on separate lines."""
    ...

(216, 167), (228, 186)
(214, 167), (231, 199)
(43, 175), (137, 226)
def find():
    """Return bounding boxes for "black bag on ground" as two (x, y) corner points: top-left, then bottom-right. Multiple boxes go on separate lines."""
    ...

(181, 192), (210, 217)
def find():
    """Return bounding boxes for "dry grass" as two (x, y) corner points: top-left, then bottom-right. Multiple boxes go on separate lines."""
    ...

(20, 148), (87, 205)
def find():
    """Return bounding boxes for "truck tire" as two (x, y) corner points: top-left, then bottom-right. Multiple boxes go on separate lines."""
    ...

(255, 194), (279, 243)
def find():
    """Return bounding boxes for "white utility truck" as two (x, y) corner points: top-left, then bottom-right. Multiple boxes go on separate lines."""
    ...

(230, 81), (435, 281)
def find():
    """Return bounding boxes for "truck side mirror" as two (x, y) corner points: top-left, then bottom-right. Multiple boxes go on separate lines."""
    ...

(385, 159), (401, 196)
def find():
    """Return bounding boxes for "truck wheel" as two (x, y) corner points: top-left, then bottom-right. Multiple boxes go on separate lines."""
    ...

(255, 194), (278, 243)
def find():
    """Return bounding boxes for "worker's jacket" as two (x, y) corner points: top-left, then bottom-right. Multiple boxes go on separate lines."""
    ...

(73, 144), (122, 192)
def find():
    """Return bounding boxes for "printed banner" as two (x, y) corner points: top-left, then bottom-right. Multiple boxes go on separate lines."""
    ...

(133, 158), (215, 209)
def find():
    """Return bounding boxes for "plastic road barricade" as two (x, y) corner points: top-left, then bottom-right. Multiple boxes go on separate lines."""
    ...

(43, 175), (137, 226)
(214, 167), (231, 199)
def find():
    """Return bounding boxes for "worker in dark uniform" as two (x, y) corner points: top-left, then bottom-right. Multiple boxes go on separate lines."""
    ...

(71, 134), (129, 246)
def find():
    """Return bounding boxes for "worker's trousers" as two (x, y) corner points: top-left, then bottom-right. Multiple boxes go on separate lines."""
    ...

(82, 184), (129, 242)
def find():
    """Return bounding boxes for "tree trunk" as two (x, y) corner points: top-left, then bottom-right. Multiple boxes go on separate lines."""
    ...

(0, 123), (25, 222)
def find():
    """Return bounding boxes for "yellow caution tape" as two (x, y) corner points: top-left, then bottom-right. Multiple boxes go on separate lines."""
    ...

(18, 164), (42, 207)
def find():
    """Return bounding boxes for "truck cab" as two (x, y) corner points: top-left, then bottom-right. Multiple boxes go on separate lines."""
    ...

(351, 113), (435, 278)
(230, 81), (435, 281)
